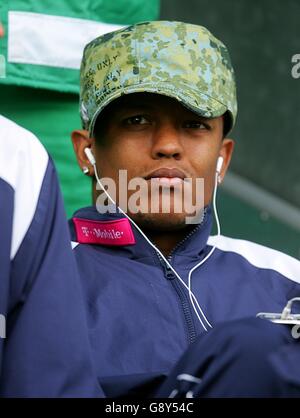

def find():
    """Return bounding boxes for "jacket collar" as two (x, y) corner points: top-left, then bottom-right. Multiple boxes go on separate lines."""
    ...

(70, 205), (213, 263)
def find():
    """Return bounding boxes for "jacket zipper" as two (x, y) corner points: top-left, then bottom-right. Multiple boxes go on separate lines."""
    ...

(154, 209), (207, 344)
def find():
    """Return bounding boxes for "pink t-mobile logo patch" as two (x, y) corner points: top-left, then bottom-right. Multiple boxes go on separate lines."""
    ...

(73, 217), (136, 246)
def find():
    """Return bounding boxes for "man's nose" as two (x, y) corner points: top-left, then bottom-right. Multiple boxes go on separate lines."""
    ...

(150, 122), (183, 160)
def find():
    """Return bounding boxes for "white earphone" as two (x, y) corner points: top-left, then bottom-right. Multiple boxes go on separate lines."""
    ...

(83, 147), (223, 332)
(216, 156), (224, 184)
(216, 156), (224, 174)
(84, 147), (96, 165)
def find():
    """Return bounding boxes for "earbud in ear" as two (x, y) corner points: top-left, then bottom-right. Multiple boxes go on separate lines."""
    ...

(216, 156), (224, 185)
(216, 156), (224, 174)
(84, 148), (96, 165)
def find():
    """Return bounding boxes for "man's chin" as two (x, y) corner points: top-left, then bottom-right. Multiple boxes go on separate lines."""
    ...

(129, 212), (193, 232)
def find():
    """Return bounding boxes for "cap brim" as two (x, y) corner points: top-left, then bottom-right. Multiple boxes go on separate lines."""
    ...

(89, 82), (228, 138)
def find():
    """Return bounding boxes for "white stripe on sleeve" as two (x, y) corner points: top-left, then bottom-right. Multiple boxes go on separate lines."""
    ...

(208, 235), (300, 284)
(0, 115), (48, 259)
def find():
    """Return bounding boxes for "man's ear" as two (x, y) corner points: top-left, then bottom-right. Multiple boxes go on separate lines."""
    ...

(218, 138), (235, 183)
(71, 129), (95, 176)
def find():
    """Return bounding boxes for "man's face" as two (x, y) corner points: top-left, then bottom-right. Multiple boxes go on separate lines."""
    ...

(73, 93), (234, 231)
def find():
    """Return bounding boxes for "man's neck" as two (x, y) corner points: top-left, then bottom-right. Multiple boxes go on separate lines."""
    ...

(145, 225), (195, 257)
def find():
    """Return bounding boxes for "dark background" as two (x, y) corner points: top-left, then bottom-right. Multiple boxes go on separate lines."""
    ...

(160, 0), (300, 258)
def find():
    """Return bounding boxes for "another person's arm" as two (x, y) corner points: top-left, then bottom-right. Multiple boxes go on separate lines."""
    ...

(0, 116), (103, 397)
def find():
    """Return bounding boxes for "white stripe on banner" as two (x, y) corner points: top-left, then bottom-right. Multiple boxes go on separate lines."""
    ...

(8, 11), (125, 69)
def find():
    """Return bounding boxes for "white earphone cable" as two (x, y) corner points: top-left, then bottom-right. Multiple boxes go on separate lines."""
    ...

(91, 159), (221, 332)
(187, 173), (221, 329)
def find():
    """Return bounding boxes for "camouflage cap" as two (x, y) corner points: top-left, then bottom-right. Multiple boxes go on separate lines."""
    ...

(80, 20), (237, 136)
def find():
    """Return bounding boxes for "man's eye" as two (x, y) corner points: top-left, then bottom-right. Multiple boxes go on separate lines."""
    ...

(124, 115), (150, 125)
(184, 121), (209, 129)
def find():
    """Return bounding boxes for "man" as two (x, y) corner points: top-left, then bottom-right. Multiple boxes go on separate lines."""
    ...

(70, 21), (300, 396)
(0, 115), (102, 397)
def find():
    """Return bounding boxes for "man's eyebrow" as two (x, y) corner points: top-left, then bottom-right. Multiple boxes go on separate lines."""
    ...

(182, 113), (212, 122)
(119, 102), (154, 111)
(108, 102), (154, 118)
(110, 101), (214, 121)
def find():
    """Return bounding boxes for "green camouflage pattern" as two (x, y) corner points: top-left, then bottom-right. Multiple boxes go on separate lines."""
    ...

(80, 21), (237, 135)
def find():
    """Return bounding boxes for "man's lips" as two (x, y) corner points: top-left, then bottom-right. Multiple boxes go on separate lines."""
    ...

(144, 168), (188, 186)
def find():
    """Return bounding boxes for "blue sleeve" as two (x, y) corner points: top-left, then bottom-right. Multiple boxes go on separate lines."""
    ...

(0, 157), (103, 397)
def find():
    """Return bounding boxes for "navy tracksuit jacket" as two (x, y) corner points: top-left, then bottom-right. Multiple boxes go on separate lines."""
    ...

(69, 205), (300, 396)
